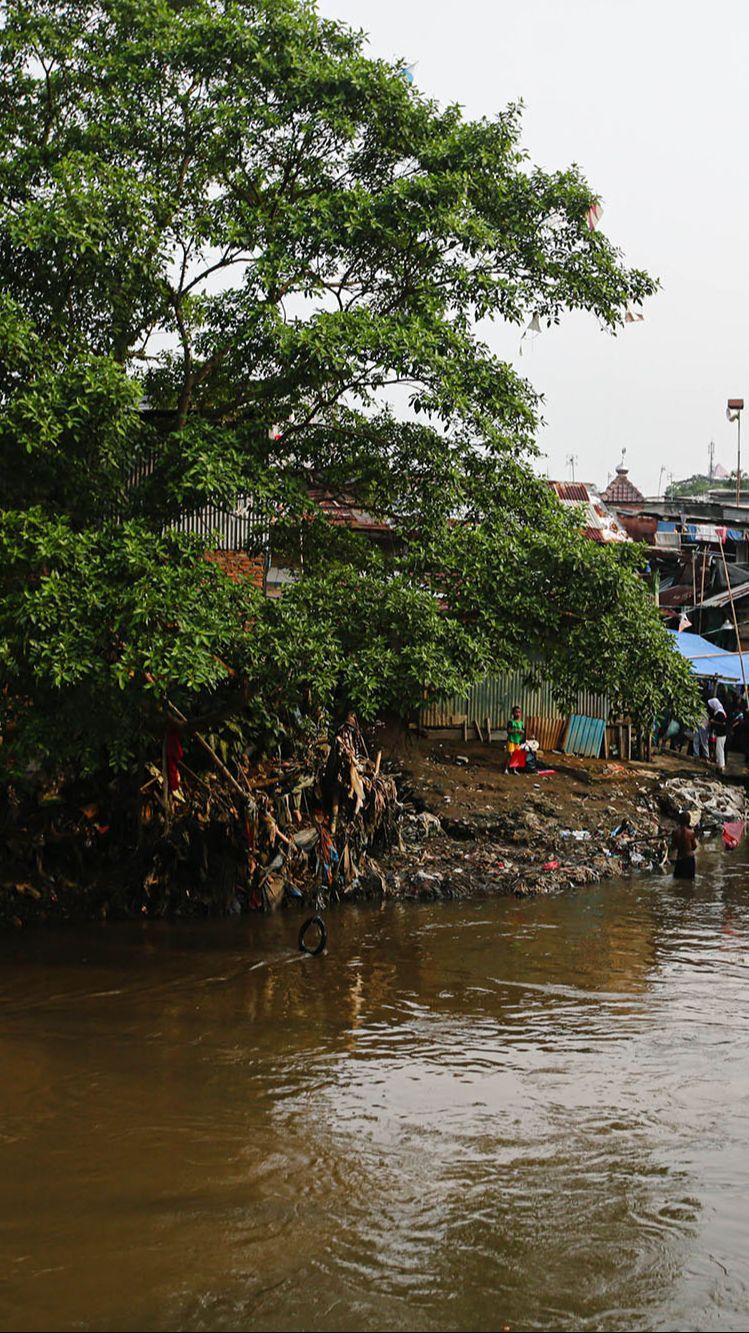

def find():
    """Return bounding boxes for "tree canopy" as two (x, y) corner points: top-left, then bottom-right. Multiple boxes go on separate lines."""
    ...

(0, 0), (698, 776)
(665, 474), (735, 500)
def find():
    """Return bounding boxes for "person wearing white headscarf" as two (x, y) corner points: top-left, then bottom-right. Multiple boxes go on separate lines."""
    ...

(708, 698), (728, 773)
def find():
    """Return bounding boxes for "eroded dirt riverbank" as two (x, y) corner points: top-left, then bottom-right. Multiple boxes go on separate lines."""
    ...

(3, 729), (746, 927)
(390, 738), (747, 900)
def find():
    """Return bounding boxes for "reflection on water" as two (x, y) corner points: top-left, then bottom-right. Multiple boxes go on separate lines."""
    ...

(2, 842), (749, 1332)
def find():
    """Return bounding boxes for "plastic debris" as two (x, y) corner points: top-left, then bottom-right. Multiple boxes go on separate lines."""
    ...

(723, 820), (745, 850)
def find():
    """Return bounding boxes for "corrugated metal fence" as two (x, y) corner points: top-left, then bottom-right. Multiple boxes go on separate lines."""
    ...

(421, 671), (608, 731)
(170, 499), (269, 554)
(563, 716), (607, 759)
(421, 672), (609, 756)
(125, 448), (270, 554)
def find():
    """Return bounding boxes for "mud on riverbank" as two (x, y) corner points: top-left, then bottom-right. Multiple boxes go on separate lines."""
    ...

(3, 727), (746, 927)
(389, 737), (747, 901)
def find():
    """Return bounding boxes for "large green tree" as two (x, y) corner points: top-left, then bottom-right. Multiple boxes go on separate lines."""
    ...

(0, 0), (696, 776)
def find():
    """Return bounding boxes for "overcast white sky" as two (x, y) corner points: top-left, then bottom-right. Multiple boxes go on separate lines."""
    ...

(320, 0), (749, 495)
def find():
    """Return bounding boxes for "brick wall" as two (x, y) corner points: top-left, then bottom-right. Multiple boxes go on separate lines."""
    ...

(205, 549), (265, 588)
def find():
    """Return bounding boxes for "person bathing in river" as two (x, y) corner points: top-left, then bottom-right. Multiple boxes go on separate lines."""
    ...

(671, 811), (698, 880)
(505, 705), (526, 774)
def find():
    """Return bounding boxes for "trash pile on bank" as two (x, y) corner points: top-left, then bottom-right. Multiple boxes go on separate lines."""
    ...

(389, 788), (673, 900)
(0, 715), (403, 923)
(3, 728), (748, 926)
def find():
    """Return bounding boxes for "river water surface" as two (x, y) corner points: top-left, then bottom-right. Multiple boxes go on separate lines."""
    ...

(2, 845), (749, 1332)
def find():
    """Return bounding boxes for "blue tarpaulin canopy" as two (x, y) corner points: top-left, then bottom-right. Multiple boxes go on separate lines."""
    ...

(669, 630), (749, 683)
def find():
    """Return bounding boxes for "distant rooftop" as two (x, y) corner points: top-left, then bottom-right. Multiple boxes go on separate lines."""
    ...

(600, 464), (645, 506)
(548, 479), (630, 543)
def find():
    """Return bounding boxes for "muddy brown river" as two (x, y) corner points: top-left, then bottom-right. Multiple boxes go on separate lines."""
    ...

(2, 843), (749, 1332)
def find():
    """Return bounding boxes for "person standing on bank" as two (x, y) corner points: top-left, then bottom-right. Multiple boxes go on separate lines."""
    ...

(671, 811), (698, 879)
(692, 703), (710, 760)
(505, 705), (526, 774)
(708, 697), (728, 774)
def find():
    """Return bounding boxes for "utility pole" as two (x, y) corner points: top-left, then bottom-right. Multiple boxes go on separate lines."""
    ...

(727, 399), (744, 505)
(708, 439), (715, 481)
(566, 453), (578, 482)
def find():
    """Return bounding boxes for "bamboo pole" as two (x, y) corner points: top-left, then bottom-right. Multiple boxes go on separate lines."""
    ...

(166, 703), (254, 804)
(161, 733), (171, 817)
(719, 541), (748, 695)
(699, 545), (708, 633)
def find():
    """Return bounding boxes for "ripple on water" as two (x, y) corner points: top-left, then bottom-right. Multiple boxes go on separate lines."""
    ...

(2, 872), (749, 1330)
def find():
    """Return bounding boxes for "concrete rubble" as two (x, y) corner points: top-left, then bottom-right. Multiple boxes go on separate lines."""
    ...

(658, 777), (745, 829)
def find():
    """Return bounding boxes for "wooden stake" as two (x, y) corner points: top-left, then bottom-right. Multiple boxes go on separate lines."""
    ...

(166, 703), (253, 804)
(719, 540), (748, 694)
(161, 732), (171, 817)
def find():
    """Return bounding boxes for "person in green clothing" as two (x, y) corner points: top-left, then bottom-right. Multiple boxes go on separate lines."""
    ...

(505, 704), (526, 773)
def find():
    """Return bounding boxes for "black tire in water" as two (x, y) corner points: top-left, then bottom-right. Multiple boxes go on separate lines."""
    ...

(298, 915), (327, 956)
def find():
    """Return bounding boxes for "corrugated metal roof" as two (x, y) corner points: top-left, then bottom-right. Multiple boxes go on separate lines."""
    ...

(307, 487), (392, 533)
(695, 580), (749, 609)
(549, 480), (630, 544)
(550, 481), (590, 503)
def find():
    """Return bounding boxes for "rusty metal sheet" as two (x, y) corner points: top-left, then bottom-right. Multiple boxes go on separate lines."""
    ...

(526, 715), (566, 752)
